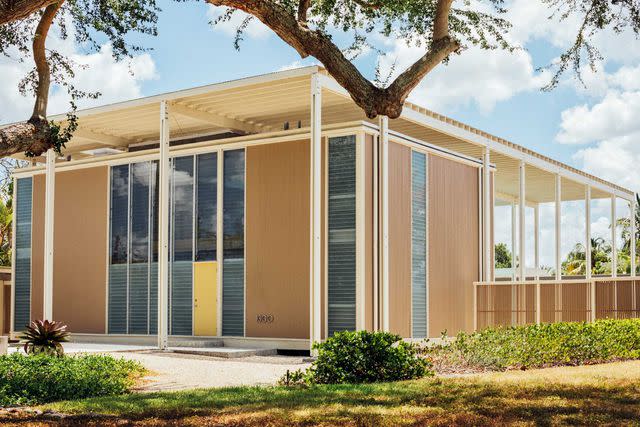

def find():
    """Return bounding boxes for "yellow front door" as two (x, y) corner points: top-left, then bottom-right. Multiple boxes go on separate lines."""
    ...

(194, 261), (217, 336)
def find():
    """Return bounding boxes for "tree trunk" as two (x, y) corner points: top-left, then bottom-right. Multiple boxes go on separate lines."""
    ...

(0, 1), (62, 158)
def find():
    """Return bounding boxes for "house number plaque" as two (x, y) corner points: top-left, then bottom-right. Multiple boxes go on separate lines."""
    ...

(256, 314), (274, 323)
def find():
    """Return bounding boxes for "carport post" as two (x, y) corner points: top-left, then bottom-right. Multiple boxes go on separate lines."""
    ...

(379, 115), (390, 333)
(632, 195), (637, 277)
(585, 186), (591, 281)
(158, 100), (170, 350)
(43, 148), (56, 320)
(483, 147), (491, 281)
(310, 74), (322, 352)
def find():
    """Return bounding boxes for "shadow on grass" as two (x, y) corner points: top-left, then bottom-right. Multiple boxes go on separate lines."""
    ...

(11, 376), (636, 426)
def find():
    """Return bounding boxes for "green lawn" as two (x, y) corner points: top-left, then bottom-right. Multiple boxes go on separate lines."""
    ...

(31, 360), (640, 426)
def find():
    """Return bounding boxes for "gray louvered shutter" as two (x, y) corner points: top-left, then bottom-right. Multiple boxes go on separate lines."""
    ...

(14, 177), (32, 331)
(411, 151), (428, 338)
(170, 261), (193, 335)
(327, 136), (357, 336)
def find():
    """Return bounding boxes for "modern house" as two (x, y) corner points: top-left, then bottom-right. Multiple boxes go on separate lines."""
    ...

(6, 66), (639, 350)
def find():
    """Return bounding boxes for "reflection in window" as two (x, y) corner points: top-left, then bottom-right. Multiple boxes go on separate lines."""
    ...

(110, 165), (129, 265)
(196, 153), (217, 261)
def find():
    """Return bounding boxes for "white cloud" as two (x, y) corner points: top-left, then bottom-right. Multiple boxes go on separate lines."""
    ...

(556, 91), (640, 145)
(377, 39), (546, 114)
(0, 33), (157, 124)
(207, 5), (270, 40)
(573, 132), (640, 194)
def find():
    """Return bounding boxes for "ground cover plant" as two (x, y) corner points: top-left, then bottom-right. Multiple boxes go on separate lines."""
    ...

(35, 361), (640, 426)
(0, 353), (145, 406)
(426, 318), (640, 372)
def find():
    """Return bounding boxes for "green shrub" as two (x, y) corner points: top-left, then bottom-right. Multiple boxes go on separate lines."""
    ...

(0, 353), (145, 406)
(427, 318), (640, 371)
(306, 331), (432, 384)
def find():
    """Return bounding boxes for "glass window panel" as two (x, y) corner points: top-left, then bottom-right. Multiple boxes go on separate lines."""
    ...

(110, 165), (129, 265)
(196, 152), (217, 261)
(172, 156), (194, 262)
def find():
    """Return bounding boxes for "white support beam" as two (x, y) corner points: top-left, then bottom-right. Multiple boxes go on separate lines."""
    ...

(310, 74), (322, 350)
(612, 194), (618, 277)
(519, 161), (526, 281)
(380, 115), (390, 332)
(632, 195), (637, 277)
(399, 106), (634, 201)
(43, 149), (55, 320)
(157, 100), (170, 350)
(483, 147), (492, 281)
(170, 103), (258, 135)
(555, 174), (562, 281)
(73, 128), (129, 147)
(586, 186), (592, 280)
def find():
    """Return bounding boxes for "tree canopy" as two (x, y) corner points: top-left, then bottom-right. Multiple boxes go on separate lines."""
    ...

(0, 0), (639, 158)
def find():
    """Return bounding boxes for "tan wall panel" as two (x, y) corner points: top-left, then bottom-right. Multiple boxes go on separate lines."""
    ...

(364, 134), (374, 331)
(388, 142), (412, 338)
(32, 168), (109, 333)
(429, 154), (479, 336)
(55, 167), (108, 333)
(31, 175), (45, 323)
(246, 140), (310, 339)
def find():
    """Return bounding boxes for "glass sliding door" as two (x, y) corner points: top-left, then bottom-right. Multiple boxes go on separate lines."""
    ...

(128, 162), (151, 334)
(222, 149), (245, 337)
(327, 135), (357, 337)
(108, 162), (158, 335)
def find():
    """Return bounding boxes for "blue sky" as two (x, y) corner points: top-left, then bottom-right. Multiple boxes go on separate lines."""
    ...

(1, 0), (639, 267)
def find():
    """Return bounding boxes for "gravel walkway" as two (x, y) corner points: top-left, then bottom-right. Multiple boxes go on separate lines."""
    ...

(116, 351), (311, 391)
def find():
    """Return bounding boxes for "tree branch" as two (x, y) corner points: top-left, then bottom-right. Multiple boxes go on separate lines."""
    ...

(0, 0), (58, 25)
(0, 1), (63, 158)
(207, 0), (459, 119)
(31, 1), (63, 120)
(297, 0), (310, 25)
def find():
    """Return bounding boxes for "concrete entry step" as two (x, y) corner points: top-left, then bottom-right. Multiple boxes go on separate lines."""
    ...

(168, 339), (224, 348)
(169, 347), (277, 358)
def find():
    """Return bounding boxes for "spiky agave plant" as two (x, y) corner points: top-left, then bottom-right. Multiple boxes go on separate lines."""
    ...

(22, 320), (70, 357)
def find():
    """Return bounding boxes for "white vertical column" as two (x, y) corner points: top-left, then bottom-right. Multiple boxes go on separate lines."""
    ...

(534, 204), (540, 280)
(43, 149), (56, 320)
(612, 194), (618, 278)
(310, 74), (322, 348)
(483, 147), (491, 281)
(632, 195), (637, 278)
(511, 201), (517, 281)
(585, 187), (592, 280)
(555, 175), (562, 281)
(379, 115), (390, 332)
(157, 100), (170, 350)
(518, 161), (526, 281)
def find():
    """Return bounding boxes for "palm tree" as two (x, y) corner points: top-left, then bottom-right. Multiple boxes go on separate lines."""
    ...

(562, 237), (612, 276)
(617, 193), (640, 256)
